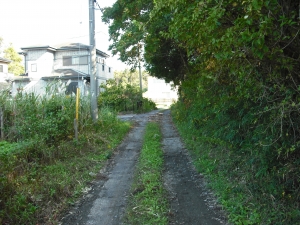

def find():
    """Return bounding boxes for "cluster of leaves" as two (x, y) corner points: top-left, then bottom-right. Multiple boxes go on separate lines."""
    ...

(104, 0), (300, 223)
(0, 37), (24, 75)
(98, 78), (156, 113)
(114, 68), (149, 92)
(0, 83), (131, 224)
(3, 44), (24, 75)
(163, 0), (300, 224)
(102, 0), (188, 85)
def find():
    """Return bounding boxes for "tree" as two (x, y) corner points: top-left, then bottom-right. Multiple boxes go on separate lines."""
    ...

(144, 6), (188, 85)
(4, 44), (24, 75)
(102, 0), (151, 68)
(102, 0), (188, 85)
(114, 69), (148, 92)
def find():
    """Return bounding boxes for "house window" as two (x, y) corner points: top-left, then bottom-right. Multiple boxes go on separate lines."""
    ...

(63, 56), (72, 66)
(77, 56), (88, 65)
(31, 63), (37, 72)
(63, 55), (88, 66)
(0, 65), (3, 72)
(109, 67), (111, 73)
(102, 65), (105, 71)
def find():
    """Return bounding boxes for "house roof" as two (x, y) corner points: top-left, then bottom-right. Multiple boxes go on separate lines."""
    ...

(20, 45), (56, 52)
(0, 57), (11, 64)
(20, 42), (110, 58)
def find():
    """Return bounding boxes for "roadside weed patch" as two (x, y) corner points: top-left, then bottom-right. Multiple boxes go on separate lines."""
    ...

(171, 103), (300, 225)
(124, 122), (169, 225)
(0, 99), (131, 224)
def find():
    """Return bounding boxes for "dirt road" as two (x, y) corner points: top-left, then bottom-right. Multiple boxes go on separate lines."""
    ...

(61, 110), (228, 225)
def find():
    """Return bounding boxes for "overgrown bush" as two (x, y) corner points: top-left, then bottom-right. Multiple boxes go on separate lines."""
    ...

(0, 82), (131, 224)
(150, 0), (300, 223)
(98, 79), (157, 113)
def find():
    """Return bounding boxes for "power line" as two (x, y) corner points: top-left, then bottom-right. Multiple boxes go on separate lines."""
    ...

(94, 0), (103, 11)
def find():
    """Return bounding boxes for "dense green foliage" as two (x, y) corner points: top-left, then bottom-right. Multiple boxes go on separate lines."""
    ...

(114, 68), (149, 92)
(98, 79), (157, 113)
(102, 0), (187, 84)
(105, 0), (300, 223)
(102, 0), (149, 68)
(0, 82), (79, 143)
(3, 43), (24, 75)
(124, 122), (168, 224)
(0, 84), (131, 224)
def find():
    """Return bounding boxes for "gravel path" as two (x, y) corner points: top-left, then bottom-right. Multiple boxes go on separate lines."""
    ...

(61, 110), (228, 225)
(161, 110), (227, 225)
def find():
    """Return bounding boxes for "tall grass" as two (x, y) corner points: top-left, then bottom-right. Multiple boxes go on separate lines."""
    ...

(171, 102), (300, 225)
(124, 122), (169, 225)
(0, 82), (131, 224)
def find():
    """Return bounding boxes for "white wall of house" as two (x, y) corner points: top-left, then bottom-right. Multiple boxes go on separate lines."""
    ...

(54, 50), (89, 74)
(26, 50), (54, 79)
(12, 78), (90, 97)
(15, 43), (114, 97)
(0, 62), (9, 73)
(0, 60), (14, 82)
(96, 57), (113, 79)
(11, 79), (31, 95)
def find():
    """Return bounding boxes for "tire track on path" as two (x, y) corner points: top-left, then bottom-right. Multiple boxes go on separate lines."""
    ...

(161, 110), (228, 225)
(61, 111), (159, 225)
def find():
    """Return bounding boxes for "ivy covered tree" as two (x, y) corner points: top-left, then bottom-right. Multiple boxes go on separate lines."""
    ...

(4, 44), (24, 75)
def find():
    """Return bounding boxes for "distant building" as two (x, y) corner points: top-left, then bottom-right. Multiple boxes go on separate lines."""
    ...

(0, 57), (13, 91)
(144, 76), (178, 108)
(14, 42), (113, 96)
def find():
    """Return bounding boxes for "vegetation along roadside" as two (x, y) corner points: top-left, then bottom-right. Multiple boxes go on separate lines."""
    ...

(123, 122), (169, 225)
(0, 86), (131, 225)
(171, 103), (300, 225)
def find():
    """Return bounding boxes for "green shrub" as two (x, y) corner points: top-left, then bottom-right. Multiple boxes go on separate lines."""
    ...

(98, 79), (156, 113)
(0, 82), (131, 224)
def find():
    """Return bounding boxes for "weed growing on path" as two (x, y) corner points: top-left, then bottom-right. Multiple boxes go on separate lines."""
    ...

(124, 122), (169, 225)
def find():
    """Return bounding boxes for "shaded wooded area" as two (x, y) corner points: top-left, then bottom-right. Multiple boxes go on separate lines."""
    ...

(103, 0), (300, 223)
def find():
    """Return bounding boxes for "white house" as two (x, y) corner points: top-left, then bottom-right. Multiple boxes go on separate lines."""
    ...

(0, 57), (14, 80)
(0, 57), (13, 91)
(14, 42), (114, 96)
(144, 76), (178, 108)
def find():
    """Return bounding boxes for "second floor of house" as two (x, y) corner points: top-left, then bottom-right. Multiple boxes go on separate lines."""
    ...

(19, 43), (114, 80)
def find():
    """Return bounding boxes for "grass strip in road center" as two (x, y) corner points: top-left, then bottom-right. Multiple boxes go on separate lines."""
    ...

(124, 122), (169, 225)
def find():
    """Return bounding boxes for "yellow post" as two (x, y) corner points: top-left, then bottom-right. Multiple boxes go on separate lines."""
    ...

(74, 88), (80, 140)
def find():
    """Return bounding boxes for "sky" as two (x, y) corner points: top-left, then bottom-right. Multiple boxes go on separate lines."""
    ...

(0, 0), (128, 70)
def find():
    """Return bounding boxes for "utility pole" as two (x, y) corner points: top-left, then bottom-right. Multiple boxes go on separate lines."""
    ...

(89, 0), (98, 121)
